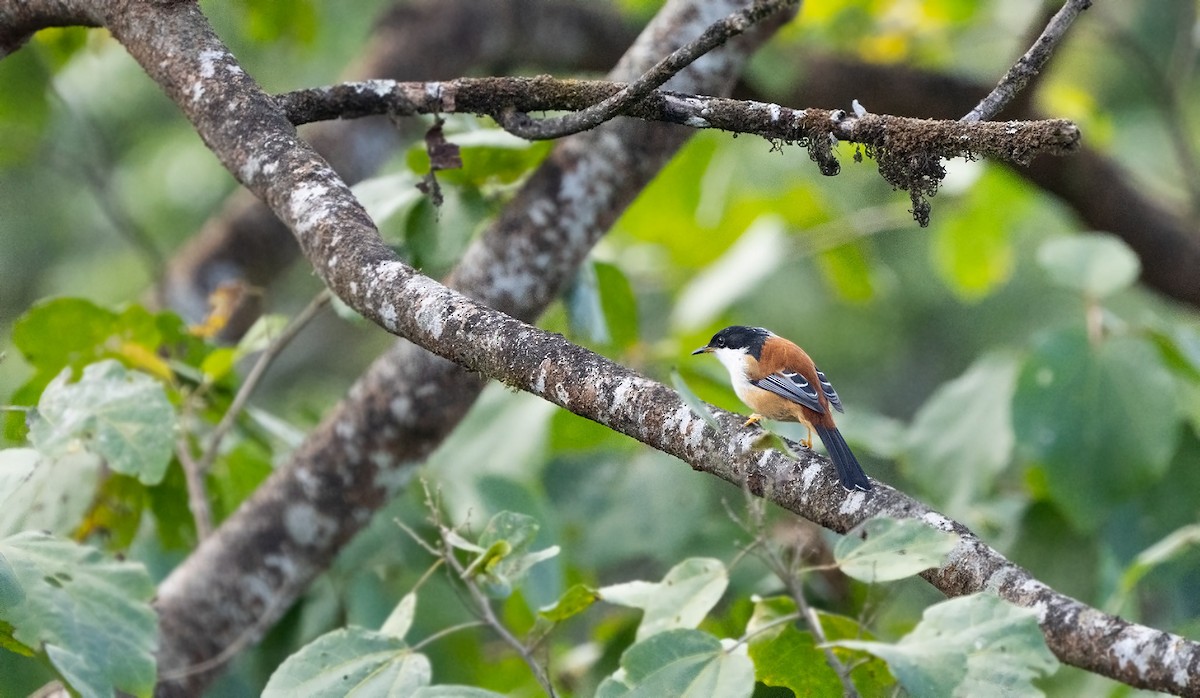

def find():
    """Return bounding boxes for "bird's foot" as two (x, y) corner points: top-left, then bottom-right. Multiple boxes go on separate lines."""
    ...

(742, 414), (764, 428)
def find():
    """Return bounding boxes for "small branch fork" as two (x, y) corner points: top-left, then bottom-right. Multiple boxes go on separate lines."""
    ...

(963, 0), (1094, 122)
(491, 0), (800, 139)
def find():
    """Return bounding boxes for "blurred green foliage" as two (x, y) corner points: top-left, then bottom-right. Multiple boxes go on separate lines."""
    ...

(3, 0), (1200, 696)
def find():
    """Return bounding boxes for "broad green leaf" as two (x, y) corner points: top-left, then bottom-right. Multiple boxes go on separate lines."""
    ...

(412, 687), (507, 697)
(1013, 330), (1179, 531)
(597, 628), (753, 698)
(73, 472), (147, 549)
(902, 353), (1018, 507)
(599, 558), (727, 641)
(746, 597), (890, 696)
(209, 439), (274, 523)
(834, 517), (959, 583)
(671, 215), (788, 331)
(1037, 234), (1140, 299)
(670, 370), (721, 432)
(932, 168), (1022, 301)
(538, 583), (600, 622)
(241, 0), (318, 44)
(380, 592), (417, 640)
(0, 552), (23, 609)
(0, 449), (100, 538)
(0, 448), (39, 506)
(833, 593), (1058, 697)
(406, 126), (553, 185)
(595, 262), (639, 349)
(566, 262), (612, 346)
(29, 360), (175, 485)
(0, 531), (157, 698)
(12, 299), (164, 381)
(263, 627), (428, 698)
(817, 242), (874, 303)
(614, 135), (732, 269)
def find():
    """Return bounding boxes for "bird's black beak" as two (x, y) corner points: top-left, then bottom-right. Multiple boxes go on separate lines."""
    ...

(691, 345), (711, 355)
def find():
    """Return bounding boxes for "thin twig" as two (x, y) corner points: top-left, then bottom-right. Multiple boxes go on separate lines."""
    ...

(962, 0), (1093, 122)
(492, 0), (799, 139)
(423, 496), (558, 698)
(175, 405), (214, 539)
(194, 289), (331, 477)
(737, 493), (861, 697)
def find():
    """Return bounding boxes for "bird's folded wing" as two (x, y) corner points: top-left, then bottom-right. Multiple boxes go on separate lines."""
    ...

(753, 371), (825, 414)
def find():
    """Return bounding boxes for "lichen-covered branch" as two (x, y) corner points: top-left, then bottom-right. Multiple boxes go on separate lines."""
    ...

(279, 76), (1080, 165)
(278, 76), (1078, 226)
(491, 0), (799, 139)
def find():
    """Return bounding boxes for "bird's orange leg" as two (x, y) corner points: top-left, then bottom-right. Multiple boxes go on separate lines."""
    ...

(742, 414), (764, 428)
(798, 422), (814, 449)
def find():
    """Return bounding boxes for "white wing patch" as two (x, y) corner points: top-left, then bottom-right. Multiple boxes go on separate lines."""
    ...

(815, 367), (844, 413)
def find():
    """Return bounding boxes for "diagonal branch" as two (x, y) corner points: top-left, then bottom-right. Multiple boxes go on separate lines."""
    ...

(962, 0), (1093, 122)
(95, 0), (788, 694)
(492, 0), (799, 139)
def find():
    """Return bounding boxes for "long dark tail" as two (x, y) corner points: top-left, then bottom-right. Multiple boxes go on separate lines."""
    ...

(813, 424), (872, 492)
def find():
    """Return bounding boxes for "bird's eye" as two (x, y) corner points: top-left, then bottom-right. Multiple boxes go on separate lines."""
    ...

(716, 338), (725, 347)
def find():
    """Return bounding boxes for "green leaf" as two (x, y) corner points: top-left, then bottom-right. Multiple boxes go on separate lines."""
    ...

(595, 261), (639, 349)
(670, 370), (721, 432)
(1037, 234), (1140, 299)
(352, 171), (425, 227)
(902, 353), (1018, 507)
(538, 583), (600, 622)
(29, 360), (175, 485)
(596, 628), (753, 698)
(234, 313), (289, 360)
(1012, 330), (1179, 531)
(412, 686), (508, 697)
(263, 627), (428, 698)
(746, 597), (890, 696)
(406, 125), (552, 185)
(0, 552), (24, 609)
(817, 242), (874, 303)
(1110, 523), (1200, 613)
(0, 449), (100, 538)
(932, 169), (1020, 301)
(834, 516), (959, 583)
(0, 49), (51, 166)
(833, 593), (1058, 697)
(599, 558), (727, 641)
(465, 511), (559, 599)
(566, 262), (612, 346)
(0, 531), (157, 698)
(380, 592), (417, 640)
(12, 299), (165, 381)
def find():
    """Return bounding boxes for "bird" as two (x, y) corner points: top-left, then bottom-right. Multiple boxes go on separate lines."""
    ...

(692, 325), (872, 492)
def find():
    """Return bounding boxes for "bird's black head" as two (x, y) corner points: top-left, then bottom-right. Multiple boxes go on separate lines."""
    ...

(692, 325), (770, 356)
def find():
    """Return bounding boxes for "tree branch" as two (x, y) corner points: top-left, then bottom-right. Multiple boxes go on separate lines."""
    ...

(962, 0), (1093, 122)
(491, 0), (799, 139)
(107, 0), (787, 694)
(277, 76), (1080, 164)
